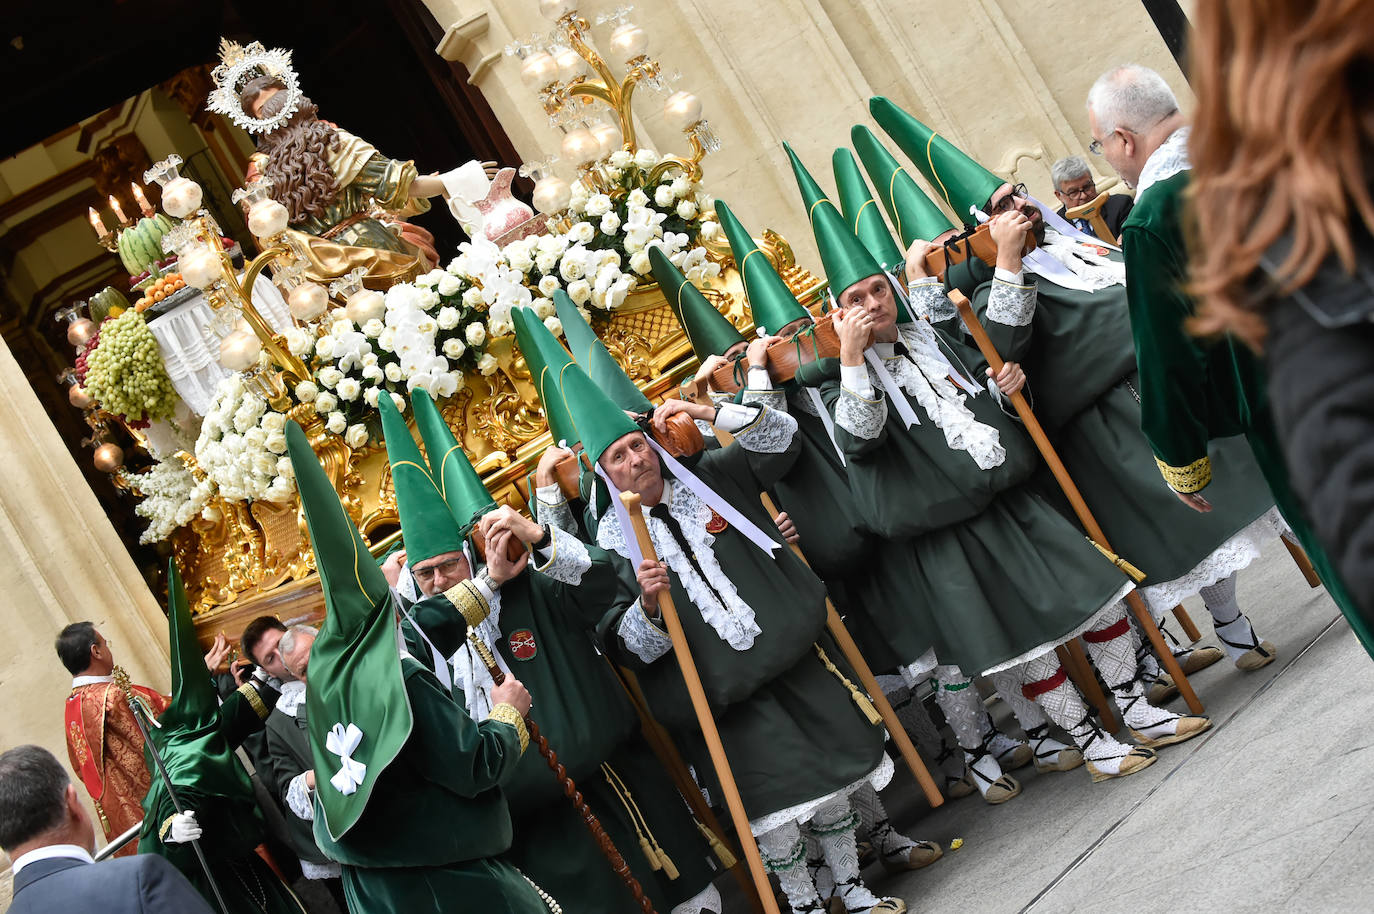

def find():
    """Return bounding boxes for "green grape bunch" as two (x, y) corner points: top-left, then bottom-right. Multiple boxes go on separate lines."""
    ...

(83, 310), (178, 422)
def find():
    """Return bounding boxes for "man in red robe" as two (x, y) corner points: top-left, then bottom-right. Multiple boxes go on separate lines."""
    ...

(56, 622), (228, 857)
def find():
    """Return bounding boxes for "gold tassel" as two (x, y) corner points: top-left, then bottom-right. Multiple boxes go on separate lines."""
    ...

(638, 835), (663, 871)
(815, 645), (883, 725)
(696, 819), (738, 869)
(1089, 540), (1147, 583)
(603, 763), (676, 877)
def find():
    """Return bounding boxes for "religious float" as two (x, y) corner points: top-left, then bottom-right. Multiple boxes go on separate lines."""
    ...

(56, 7), (824, 640)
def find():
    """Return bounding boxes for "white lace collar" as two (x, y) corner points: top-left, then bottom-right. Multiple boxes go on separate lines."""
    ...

(1135, 126), (1191, 199)
(868, 325), (1006, 470)
(277, 679), (307, 718)
(597, 479), (763, 650)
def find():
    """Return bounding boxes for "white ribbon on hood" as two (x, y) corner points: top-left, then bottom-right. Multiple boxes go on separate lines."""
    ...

(326, 723), (367, 795)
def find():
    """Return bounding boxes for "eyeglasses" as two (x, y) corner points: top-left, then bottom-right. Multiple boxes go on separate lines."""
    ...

(412, 556), (465, 585)
(988, 183), (1028, 215)
(1088, 138), (1106, 156)
(1059, 182), (1096, 200)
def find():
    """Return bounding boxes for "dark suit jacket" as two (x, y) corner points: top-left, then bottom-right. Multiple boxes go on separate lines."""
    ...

(262, 702), (331, 865)
(7, 853), (215, 914)
(1056, 192), (1134, 240)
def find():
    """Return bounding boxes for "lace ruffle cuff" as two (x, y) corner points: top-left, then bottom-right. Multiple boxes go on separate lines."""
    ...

(618, 599), (674, 663)
(986, 278), (1037, 327)
(727, 404), (797, 454)
(835, 383), (886, 440)
(532, 525), (592, 586)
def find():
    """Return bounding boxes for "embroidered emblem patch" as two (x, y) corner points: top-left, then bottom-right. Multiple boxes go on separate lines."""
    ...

(509, 629), (538, 661)
(705, 508), (729, 534)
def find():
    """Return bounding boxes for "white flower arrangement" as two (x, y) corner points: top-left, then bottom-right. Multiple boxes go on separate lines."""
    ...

(194, 375), (296, 504)
(127, 459), (213, 544)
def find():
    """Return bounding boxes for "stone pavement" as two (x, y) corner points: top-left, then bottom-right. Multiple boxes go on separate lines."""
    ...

(721, 537), (1374, 913)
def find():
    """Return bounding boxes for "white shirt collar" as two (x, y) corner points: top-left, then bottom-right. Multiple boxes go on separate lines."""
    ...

(276, 679), (307, 718)
(70, 675), (114, 688)
(12, 844), (94, 873)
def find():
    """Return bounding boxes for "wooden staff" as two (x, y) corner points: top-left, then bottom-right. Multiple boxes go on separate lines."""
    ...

(620, 491), (782, 914)
(708, 424), (944, 807)
(1172, 605), (1202, 643)
(608, 663), (764, 914)
(1281, 536), (1323, 588)
(950, 290), (1205, 715)
(465, 633), (657, 914)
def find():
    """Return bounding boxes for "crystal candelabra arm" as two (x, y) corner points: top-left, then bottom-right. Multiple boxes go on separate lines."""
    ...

(212, 243), (312, 385)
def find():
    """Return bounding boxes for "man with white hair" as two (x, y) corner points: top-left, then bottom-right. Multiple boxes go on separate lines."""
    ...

(258, 622), (347, 909)
(1050, 154), (1133, 240)
(869, 94), (1282, 690)
(1089, 62), (1361, 643)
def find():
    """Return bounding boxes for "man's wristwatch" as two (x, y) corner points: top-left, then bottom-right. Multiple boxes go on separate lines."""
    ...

(533, 524), (552, 551)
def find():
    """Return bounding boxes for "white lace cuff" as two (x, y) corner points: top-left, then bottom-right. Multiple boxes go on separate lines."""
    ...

(742, 387), (788, 413)
(713, 402), (759, 433)
(286, 772), (315, 822)
(533, 525), (592, 586)
(729, 404), (797, 454)
(835, 379), (886, 440)
(905, 279), (947, 322)
(839, 363), (875, 400)
(987, 277), (1036, 327)
(534, 483), (578, 534)
(746, 367), (773, 391)
(617, 599), (674, 663)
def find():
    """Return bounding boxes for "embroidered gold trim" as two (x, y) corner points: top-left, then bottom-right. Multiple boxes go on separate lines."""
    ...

(1155, 455), (1212, 493)
(158, 814), (178, 842)
(237, 682), (269, 720)
(443, 578), (491, 627)
(488, 703), (529, 754)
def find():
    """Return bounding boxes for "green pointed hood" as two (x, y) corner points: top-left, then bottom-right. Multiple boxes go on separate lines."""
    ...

(288, 420), (409, 842)
(716, 199), (810, 335)
(783, 142), (829, 222)
(832, 146), (906, 270)
(850, 126), (956, 247)
(650, 246), (746, 359)
(379, 393), (465, 565)
(411, 388), (496, 537)
(512, 305), (578, 446)
(553, 290), (652, 413)
(554, 358), (640, 465)
(869, 96), (1004, 225)
(809, 197), (886, 297)
(138, 561), (252, 851)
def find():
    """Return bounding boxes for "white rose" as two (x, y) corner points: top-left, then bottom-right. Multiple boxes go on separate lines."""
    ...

(362, 364), (385, 382)
(415, 317), (439, 335)
(462, 287), (485, 308)
(559, 256), (586, 282)
(700, 220), (721, 242)
(315, 392), (338, 414)
(584, 194), (613, 217)
(627, 188), (649, 208)
(677, 200), (698, 220)
(507, 248), (534, 272)
(390, 393), (407, 413)
(654, 185), (675, 207)
(337, 378), (362, 401)
(538, 275), (560, 297)
(362, 319), (384, 338)
(314, 336), (336, 359)
(465, 323), (487, 346)
(443, 338), (467, 359)
(385, 363), (403, 383)
(317, 367), (344, 389)
(476, 353), (499, 375)
(629, 250), (652, 275)
(345, 424), (369, 449)
(534, 251), (558, 274)
(418, 288), (440, 310)
(242, 426), (266, 449)
(600, 212), (621, 235)
(569, 222), (595, 245)
(329, 318), (354, 338)
(263, 432), (288, 454)
(363, 387), (382, 407)
(326, 411), (347, 434)
(670, 176), (690, 198)
(285, 327), (313, 357)
(435, 307), (459, 330)
(567, 279), (592, 305)
(543, 316), (563, 336)
(437, 273), (461, 296)
(295, 381), (319, 402)
(608, 150), (633, 169)
(533, 298), (555, 320)
(260, 412), (287, 433)
(634, 148), (659, 168)
(378, 327), (396, 351)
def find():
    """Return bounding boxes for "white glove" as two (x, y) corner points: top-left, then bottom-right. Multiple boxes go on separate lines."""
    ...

(166, 810), (203, 844)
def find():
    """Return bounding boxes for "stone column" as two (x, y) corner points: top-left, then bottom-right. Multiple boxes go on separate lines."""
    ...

(425, 0), (1187, 266)
(0, 331), (170, 884)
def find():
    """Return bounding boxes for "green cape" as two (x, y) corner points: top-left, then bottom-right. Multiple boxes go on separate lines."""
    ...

(289, 421), (411, 841)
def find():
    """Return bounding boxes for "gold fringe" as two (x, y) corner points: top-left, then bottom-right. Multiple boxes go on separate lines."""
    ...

(1089, 540), (1147, 583)
(814, 644), (882, 725)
